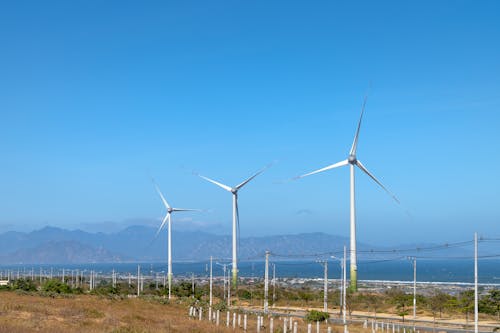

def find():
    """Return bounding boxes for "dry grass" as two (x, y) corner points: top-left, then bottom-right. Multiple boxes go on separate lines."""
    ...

(0, 291), (242, 333)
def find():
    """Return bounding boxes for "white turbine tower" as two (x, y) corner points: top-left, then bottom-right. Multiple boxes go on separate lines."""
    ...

(154, 183), (199, 299)
(296, 97), (399, 291)
(198, 165), (269, 288)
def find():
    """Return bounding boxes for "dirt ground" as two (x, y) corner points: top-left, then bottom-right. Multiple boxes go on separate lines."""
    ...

(0, 292), (236, 333)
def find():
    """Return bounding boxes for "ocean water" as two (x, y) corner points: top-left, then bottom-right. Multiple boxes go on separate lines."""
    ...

(1, 259), (499, 284)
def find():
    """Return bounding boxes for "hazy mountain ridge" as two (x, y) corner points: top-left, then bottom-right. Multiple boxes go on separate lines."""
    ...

(0, 226), (477, 264)
(0, 240), (128, 264)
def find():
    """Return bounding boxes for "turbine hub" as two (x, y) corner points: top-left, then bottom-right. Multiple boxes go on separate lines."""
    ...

(348, 154), (357, 164)
(231, 188), (237, 194)
(167, 208), (173, 213)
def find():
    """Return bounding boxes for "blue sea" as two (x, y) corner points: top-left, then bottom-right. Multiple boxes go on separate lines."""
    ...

(1, 259), (499, 284)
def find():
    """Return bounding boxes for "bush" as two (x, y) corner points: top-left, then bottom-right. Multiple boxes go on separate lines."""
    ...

(12, 278), (37, 292)
(213, 301), (228, 311)
(304, 310), (329, 322)
(42, 279), (72, 294)
(238, 289), (252, 300)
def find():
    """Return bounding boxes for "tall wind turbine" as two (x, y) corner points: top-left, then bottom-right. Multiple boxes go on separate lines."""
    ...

(154, 183), (199, 299)
(198, 165), (269, 288)
(296, 97), (399, 291)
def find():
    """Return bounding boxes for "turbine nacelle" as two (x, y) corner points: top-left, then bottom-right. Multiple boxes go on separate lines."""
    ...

(348, 154), (357, 165)
(231, 188), (238, 194)
(167, 208), (174, 214)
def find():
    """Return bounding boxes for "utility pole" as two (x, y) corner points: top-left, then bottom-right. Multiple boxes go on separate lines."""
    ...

(210, 256), (213, 308)
(340, 258), (344, 315)
(343, 245), (347, 333)
(272, 263), (276, 307)
(407, 257), (417, 319)
(137, 265), (140, 297)
(264, 251), (270, 314)
(323, 260), (328, 313)
(317, 259), (328, 313)
(413, 257), (417, 320)
(474, 232), (478, 333)
(227, 268), (231, 306)
(192, 273), (195, 298)
(217, 263), (227, 301)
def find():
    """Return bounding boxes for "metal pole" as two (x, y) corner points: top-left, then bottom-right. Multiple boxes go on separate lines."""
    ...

(343, 245), (347, 333)
(137, 265), (140, 296)
(413, 258), (417, 319)
(192, 272), (195, 298)
(474, 232), (478, 333)
(264, 251), (269, 314)
(340, 258), (343, 316)
(227, 269), (231, 306)
(324, 260), (328, 313)
(232, 193), (238, 288)
(210, 256), (213, 307)
(223, 265), (226, 300)
(272, 263), (276, 307)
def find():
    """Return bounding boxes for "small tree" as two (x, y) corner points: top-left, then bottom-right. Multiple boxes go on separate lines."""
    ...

(391, 292), (412, 322)
(479, 289), (500, 320)
(428, 290), (451, 319)
(365, 293), (382, 319)
(458, 290), (475, 324)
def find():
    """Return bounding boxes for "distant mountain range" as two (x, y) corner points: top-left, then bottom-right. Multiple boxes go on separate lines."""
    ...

(0, 226), (478, 264)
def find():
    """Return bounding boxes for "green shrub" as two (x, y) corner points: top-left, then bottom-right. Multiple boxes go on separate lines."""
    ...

(213, 301), (228, 311)
(304, 310), (329, 322)
(42, 279), (72, 294)
(12, 278), (37, 292)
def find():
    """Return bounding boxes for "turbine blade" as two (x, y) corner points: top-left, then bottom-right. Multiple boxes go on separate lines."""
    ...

(155, 213), (170, 237)
(172, 208), (201, 212)
(198, 174), (232, 192)
(235, 163), (272, 190)
(153, 183), (171, 210)
(355, 160), (400, 204)
(295, 159), (348, 179)
(349, 95), (368, 156)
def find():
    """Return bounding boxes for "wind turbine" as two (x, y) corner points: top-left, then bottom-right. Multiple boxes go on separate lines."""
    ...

(296, 97), (399, 291)
(198, 165), (270, 288)
(154, 183), (199, 299)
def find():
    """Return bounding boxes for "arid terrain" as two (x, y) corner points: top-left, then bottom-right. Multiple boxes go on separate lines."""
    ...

(0, 292), (235, 333)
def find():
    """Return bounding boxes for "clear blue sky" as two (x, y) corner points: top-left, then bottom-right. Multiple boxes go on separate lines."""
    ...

(1, 1), (499, 244)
